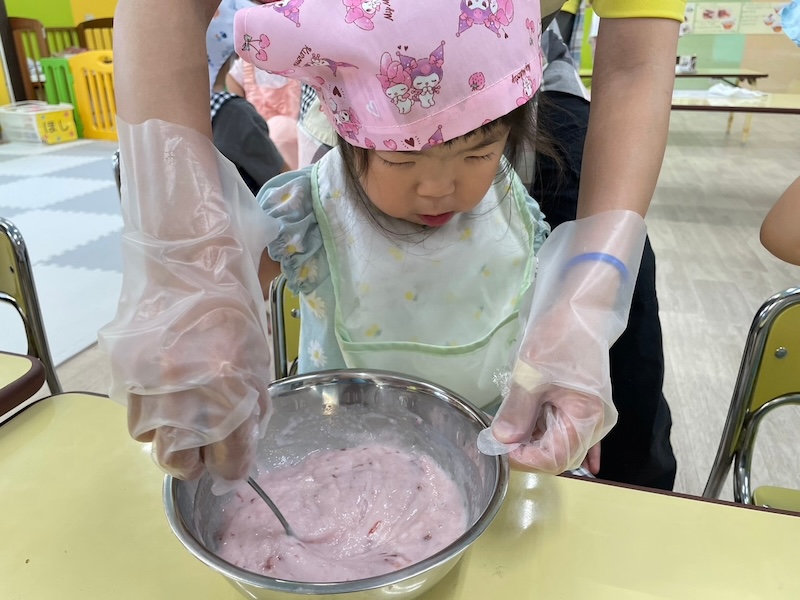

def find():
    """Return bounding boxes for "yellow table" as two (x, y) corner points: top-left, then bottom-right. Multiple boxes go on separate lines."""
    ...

(2, 393), (800, 599)
(0, 351), (45, 415)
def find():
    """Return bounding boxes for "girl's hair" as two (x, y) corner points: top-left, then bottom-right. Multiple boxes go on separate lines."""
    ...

(338, 94), (562, 209)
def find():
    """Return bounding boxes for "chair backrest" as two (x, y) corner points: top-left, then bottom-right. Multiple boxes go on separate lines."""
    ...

(704, 287), (800, 502)
(76, 18), (113, 50)
(0, 218), (62, 394)
(8, 17), (50, 100)
(69, 50), (117, 140)
(46, 27), (81, 54)
(269, 274), (301, 380)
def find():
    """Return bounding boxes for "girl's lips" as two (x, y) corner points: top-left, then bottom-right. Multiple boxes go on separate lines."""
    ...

(419, 212), (454, 226)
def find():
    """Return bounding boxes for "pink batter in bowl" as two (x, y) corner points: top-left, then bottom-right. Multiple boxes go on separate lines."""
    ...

(165, 369), (508, 600)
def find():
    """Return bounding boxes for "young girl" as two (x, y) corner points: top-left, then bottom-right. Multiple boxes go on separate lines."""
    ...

(236, 2), (550, 408)
(104, 0), (648, 486)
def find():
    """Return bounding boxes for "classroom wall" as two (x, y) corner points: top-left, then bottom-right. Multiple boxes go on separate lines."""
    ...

(4, 0), (117, 26)
(4, 0), (74, 26)
(70, 0), (116, 24)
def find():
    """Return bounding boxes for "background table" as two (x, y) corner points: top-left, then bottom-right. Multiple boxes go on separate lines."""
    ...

(0, 351), (44, 415)
(671, 93), (800, 115)
(579, 67), (769, 86)
(2, 393), (800, 599)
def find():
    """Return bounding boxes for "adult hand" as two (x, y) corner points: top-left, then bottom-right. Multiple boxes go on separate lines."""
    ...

(488, 211), (646, 472)
(99, 119), (278, 492)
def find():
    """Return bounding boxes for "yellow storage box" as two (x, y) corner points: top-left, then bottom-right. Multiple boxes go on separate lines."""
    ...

(0, 101), (78, 144)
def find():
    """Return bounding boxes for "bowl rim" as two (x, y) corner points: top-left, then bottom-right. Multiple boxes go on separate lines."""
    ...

(163, 369), (509, 594)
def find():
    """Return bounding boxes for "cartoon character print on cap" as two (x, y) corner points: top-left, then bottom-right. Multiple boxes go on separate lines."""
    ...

(377, 53), (414, 114)
(468, 72), (486, 91)
(343, 0), (381, 30)
(329, 98), (362, 142)
(421, 125), (444, 150)
(394, 41), (445, 110)
(457, 0), (515, 38)
(517, 76), (534, 106)
(272, 0), (304, 27)
(241, 33), (270, 62)
(512, 63), (537, 106)
(525, 18), (538, 45)
(308, 53), (359, 77)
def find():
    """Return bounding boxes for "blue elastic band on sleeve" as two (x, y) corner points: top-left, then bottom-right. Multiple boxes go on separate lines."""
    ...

(563, 252), (628, 281)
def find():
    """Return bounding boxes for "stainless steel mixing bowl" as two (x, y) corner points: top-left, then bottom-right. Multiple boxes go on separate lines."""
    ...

(164, 369), (508, 599)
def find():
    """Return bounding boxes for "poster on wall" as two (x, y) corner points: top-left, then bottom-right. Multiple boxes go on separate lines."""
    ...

(693, 3), (743, 33)
(680, 2), (696, 35)
(739, 2), (788, 34)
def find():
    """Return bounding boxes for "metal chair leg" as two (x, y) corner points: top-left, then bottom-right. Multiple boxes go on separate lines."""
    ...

(0, 218), (63, 394)
(269, 274), (289, 380)
(112, 149), (121, 198)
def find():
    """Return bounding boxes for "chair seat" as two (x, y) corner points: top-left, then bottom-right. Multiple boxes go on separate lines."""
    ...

(753, 486), (800, 513)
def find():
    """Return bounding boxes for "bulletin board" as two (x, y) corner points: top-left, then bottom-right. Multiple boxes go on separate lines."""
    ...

(676, 0), (800, 92)
(681, 1), (788, 35)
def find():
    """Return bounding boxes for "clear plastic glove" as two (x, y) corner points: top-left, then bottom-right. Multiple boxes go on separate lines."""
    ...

(485, 210), (646, 473)
(98, 119), (278, 492)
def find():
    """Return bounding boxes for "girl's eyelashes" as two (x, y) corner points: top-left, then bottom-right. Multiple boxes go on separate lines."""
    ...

(466, 152), (496, 162)
(378, 151), (496, 167)
(379, 157), (415, 168)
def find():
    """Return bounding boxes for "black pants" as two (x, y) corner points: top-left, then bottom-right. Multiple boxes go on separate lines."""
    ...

(532, 92), (677, 490)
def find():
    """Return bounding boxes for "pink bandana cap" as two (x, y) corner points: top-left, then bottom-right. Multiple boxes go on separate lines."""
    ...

(235, 0), (542, 151)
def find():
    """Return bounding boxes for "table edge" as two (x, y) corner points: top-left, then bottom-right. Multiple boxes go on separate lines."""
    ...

(0, 352), (46, 415)
(561, 472), (800, 518)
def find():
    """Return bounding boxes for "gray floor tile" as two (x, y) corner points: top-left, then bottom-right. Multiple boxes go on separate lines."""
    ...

(51, 140), (118, 157)
(44, 230), (123, 273)
(50, 159), (116, 182)
(47, 187), (121, 216)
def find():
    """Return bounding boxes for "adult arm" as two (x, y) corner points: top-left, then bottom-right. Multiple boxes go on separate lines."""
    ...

(491, 13), (681, 472)
(103, 0), (277, 488)
(114, 0), (219, 134)
(578, 17), (680, 218)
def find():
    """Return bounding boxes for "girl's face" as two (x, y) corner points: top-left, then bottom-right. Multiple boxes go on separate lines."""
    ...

(361, 127), (509, 227)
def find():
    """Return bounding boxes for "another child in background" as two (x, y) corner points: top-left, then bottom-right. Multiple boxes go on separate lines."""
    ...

(761, 176), (800, 266)
(227, 57), (301, 169)
(760, 4), (800, 266)
(237, 3), (552, 409)
(210, 54), (288, 195)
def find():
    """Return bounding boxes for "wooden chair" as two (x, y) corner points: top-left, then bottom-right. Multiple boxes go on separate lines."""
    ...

(703, 287), (800, 512)
(269, 274), (301, 380)
(76, 18), (113, 50)
(8, 17), (49, 100)
(0, 217), (62, 395)
(46, 27), (81, 54)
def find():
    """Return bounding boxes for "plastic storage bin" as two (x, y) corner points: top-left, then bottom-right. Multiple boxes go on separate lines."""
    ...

(69, 50), (116, 141)
(0, 101), (78, 144)
(40, 57), (84, 137)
